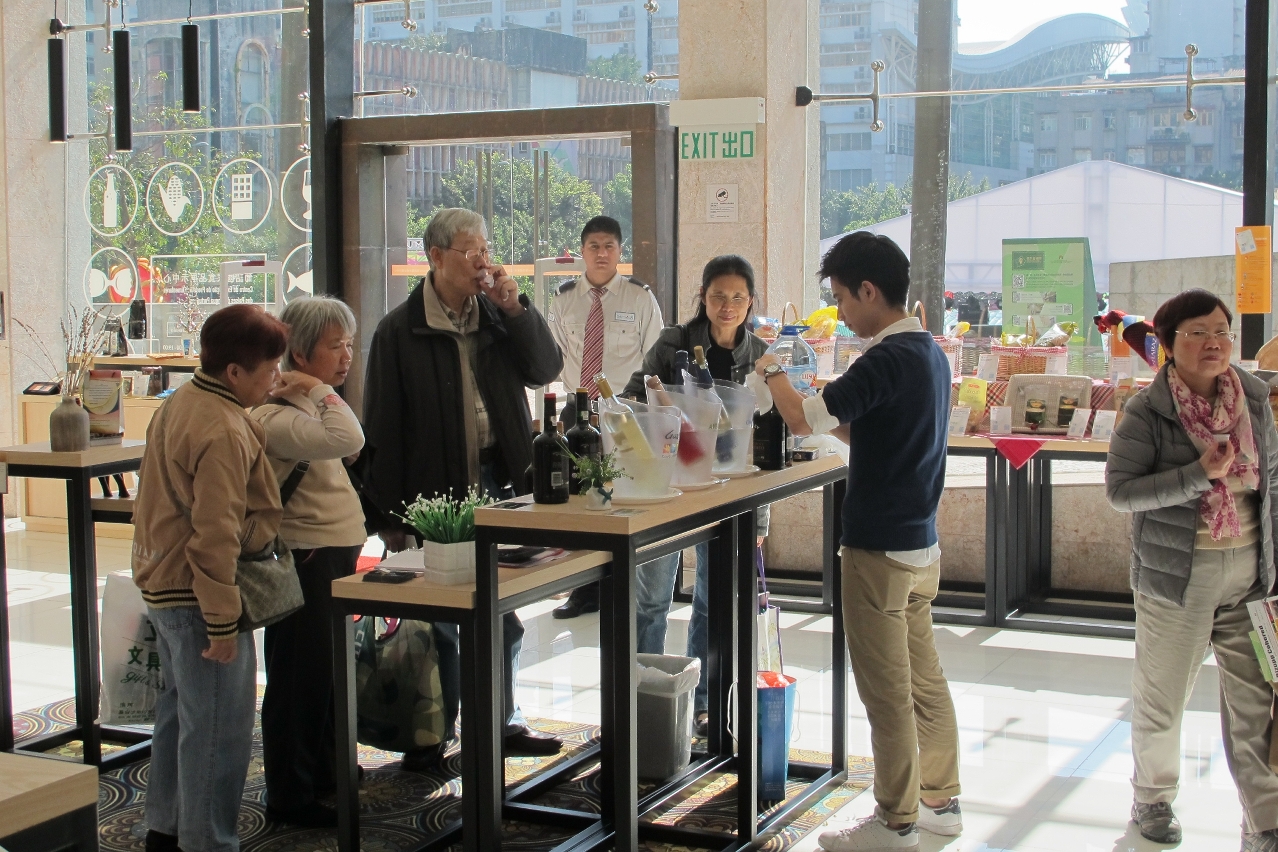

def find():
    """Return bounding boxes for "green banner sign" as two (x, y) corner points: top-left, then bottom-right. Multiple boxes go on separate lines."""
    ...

(1001, 237), (1099, 345)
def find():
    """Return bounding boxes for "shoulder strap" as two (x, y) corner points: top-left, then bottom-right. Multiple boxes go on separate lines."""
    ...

(279, 461), (310, 507)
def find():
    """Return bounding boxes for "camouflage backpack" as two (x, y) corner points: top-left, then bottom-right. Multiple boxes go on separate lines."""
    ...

(353, 616), (447, 753)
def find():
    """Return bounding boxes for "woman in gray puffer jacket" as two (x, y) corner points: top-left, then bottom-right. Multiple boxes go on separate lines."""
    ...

(1106, 289), (1278, 850)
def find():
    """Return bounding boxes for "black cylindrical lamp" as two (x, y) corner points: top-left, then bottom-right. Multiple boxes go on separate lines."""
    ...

(48, 37), (66, 143)
(181, 23), (200, 113)
(112, 28), (132, 151)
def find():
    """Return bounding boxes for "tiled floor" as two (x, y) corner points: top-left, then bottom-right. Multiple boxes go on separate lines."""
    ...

(6, 528), (1246, 851)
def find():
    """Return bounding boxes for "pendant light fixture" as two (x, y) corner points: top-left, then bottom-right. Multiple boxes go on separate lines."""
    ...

(182, 1), (199, 113)
(113, 26), (131, 151)
(48, 25), (66, 142)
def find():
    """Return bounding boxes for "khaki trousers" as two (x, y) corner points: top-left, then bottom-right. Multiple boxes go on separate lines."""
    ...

(841, 547), (962, 823)
(1132, 543), (1278, 833)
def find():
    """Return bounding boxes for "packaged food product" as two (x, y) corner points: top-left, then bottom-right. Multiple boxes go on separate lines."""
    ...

(1034, 322), (1078, 347)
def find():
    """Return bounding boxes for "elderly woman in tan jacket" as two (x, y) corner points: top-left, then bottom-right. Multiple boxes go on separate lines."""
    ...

(250, 296), (366, 828)
(132, 304), (288, 852)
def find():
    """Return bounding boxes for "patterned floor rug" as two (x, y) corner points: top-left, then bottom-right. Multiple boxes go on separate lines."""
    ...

(15, 698), (872, 851)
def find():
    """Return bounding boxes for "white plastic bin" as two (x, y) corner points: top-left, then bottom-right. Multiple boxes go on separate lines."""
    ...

(635, 653), (701, 781)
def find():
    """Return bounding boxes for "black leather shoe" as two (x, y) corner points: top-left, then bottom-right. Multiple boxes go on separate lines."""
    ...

(400, 743), (447, 772)
(553, 586), (599, 619)
(504, 726), (564, 755)
(145, 829), (181, 852)
(266, 801), (339, 828)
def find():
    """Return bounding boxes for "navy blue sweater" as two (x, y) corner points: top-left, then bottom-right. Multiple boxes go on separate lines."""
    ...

(821, 329), (950, 551)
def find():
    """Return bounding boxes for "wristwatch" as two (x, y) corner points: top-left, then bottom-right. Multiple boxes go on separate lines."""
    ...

(762, 363), (785, 381)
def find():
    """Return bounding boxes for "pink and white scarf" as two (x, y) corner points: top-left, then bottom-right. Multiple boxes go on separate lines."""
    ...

(1167, 365), (1260, 540)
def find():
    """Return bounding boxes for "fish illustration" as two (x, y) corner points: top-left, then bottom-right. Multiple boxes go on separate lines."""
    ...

(88, 265), (135, 302)
(286, 269), (314, 296)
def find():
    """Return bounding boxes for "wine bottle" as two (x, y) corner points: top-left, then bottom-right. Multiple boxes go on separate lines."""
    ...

(753, 404), (790, 471)
(532, 395), (571, 504)
(565, 388), (602, 495)
(595, 374), (656, 459)
(691, 345), (715, 388)
(672, 350), (690, 386)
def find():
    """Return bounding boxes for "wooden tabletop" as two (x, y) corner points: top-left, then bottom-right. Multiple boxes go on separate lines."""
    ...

(333, 548), (611, 610)
(0, 752), (98, 836)
(0, 439), (146, 469)
(93, 355), (200, 369)
(948, 434), (1111, 454)
(474, 456), (846, 536)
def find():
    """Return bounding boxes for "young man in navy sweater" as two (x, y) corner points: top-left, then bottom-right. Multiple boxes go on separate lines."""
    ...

(757, 232), (961, 851)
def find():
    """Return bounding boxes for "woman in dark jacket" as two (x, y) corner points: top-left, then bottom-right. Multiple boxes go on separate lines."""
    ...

(1105, 289), (1278, 849)
(624, 254), (770, 736)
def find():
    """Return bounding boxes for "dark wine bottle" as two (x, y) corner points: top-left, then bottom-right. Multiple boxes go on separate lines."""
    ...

(753, 405), (790, 470)
(673, 350), (690, 386)
(564, 388), (602, 495)
(691, 345), (715, 388)
(532, 395), (571, 504)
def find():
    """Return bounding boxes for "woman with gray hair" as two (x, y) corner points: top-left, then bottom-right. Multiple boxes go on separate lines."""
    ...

(250, 295), (366, 828)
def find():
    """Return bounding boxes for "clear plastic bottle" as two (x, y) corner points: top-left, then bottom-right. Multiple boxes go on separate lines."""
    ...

(766, 326), (819, 391)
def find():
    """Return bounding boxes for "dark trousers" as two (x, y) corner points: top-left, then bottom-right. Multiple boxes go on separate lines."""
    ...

(261, 544), (362, 810)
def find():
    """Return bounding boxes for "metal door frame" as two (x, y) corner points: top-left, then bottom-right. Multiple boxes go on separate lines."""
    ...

(338, 104), (676, 413)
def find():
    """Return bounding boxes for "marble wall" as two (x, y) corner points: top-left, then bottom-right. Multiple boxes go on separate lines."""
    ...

(674, 0), (820, 323)
(1107, 254), (1262, 336)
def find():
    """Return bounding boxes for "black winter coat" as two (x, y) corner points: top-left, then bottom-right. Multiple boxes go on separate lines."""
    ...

(361, 281), (563, 530)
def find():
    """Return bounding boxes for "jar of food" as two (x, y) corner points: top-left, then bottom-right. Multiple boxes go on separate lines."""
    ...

(1025, 398), (1046, 428)
(1057, 395), (1078, 427)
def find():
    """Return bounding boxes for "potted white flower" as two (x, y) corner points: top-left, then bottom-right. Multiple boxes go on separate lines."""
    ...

(571, 450), (630, 510)
(397, 488), (493, 583)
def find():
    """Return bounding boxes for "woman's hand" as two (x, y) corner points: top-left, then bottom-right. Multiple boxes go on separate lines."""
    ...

(202, 637), (239, 663)
(272, 371), (323, 397)
(1199, 439), (1235, 480)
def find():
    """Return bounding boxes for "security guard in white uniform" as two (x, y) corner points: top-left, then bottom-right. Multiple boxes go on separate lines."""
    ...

(548, 215), (666, 618)
(549, 215), (665, 397)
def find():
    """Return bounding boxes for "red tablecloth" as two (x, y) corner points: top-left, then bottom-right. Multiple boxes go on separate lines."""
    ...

(987, 435), (1048, 470)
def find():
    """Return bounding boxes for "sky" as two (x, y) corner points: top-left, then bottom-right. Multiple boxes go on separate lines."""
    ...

(955, 0), (1129, 45)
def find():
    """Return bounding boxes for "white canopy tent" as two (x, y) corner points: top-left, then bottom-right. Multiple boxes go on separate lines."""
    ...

(820, 160), (1267, 293)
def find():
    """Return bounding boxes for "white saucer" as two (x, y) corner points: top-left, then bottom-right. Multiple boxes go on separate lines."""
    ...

(718, 465), (760, 478)
(612, 488), (683, 505)
(677, 478), (727, 491)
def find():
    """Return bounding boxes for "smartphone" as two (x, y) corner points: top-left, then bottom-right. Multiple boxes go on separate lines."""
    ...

(1213, 433), (1230, 450)
(363, 568), (417, 584)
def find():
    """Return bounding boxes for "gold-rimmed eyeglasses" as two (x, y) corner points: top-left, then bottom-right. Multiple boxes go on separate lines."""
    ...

(446, 246), (491, 263)
(1175, 330), (1237, 342)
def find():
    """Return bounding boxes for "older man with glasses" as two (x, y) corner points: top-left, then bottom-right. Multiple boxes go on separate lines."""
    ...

(362, 207), (567, 769)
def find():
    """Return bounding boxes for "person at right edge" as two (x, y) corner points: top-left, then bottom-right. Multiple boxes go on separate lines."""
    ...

(757, 231), (961, 851)
(1106, 288), (1278, 851)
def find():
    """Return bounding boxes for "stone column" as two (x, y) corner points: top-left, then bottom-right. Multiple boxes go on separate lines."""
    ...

(674, 0), (820, 322)
(0, 9), (78, 445)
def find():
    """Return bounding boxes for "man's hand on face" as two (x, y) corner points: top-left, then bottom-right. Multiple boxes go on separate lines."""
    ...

(482, 263), (525, 317)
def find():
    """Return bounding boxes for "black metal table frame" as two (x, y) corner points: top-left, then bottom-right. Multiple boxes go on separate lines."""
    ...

(466, 464), (848, 852)
(331, 559), (615, 852)
(927, 444), (1135, 639)
(0, 457), (151, 769)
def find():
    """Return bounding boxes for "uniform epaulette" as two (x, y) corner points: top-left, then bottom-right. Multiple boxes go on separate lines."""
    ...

(557, 279), (578, 295)
(627, 276), (651, 292)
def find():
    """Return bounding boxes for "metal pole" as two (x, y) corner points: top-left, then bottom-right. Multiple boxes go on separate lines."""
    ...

(908, 0), (954, 335)
(1241, 0), (1275, 357)
(542, 151), (550, 256)
(309, 0), (355, 298)
(532, 151), (540, 261)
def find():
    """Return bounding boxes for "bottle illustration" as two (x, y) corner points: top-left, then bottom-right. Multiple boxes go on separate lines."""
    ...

(102, 172), (119, 230)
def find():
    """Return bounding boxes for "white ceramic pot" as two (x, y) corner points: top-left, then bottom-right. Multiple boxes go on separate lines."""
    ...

(420, 540), (476, 585)
(584, 482), (613, 510)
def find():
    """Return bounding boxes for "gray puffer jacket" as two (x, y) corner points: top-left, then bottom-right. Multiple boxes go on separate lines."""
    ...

(1105, 365), (1278, 605)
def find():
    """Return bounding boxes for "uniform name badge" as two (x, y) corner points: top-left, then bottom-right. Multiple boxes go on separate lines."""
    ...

(614, 311), (636, 323)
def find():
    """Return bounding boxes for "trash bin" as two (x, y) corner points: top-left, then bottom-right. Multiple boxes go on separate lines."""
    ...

(635, 653), (702, 781)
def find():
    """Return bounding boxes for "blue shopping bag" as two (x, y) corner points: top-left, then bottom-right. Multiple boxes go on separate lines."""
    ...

(757, 671), (797, 802)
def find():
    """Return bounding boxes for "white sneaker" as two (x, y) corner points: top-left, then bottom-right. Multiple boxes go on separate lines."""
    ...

(817, 808), (920, 851)
(916, 798), (963, 836)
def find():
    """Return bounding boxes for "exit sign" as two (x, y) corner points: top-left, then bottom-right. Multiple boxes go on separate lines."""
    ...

(680, 127), (757, 161)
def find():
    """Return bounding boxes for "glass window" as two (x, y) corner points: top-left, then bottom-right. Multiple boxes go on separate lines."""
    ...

(1127, 146), (1147, 165)
(1127, 111), (1147, 131)
(1040, 114), (1058, 132)
(1073, 148), (1092, 163)
(1102, 110), (1116, 130)
(1038, 149), (1058, 168)
(1074, 114), (1092, 132)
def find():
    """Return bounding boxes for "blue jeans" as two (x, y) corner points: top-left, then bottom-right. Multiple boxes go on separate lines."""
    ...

(633, 542), (710, 714)
(145, 606), (257, 852)
(430, 461), (527, 741)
